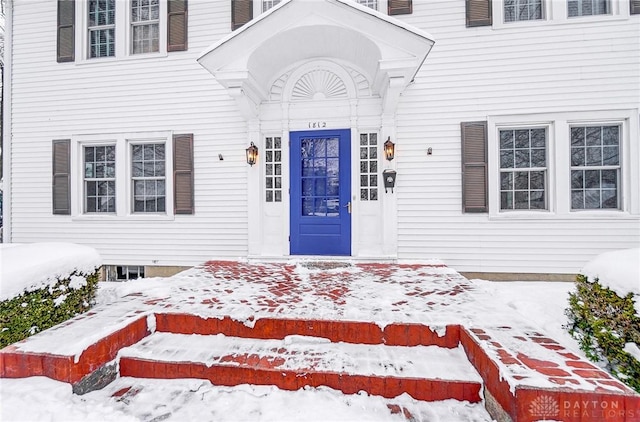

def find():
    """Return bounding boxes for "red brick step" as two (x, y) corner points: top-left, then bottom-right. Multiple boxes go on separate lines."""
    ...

(118, 332), (483, 403)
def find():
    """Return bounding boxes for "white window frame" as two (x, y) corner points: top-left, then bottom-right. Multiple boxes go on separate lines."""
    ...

(129, 0), (162, 55)
(503, 0), (546, 23)
(488, 110), (638, 219)
(71, 132), (174, 220)
(568, 0), (611, 17)
(498, 126), (549, 211)
(491, 122), (554, 216)
(87, 0), (116, 59)
(83, 142), (117, 213)
(567, 120), (625, 213)
(129, 140), (168, 213)
(76, 0), (168, 62)
(491, 0), (629, 28)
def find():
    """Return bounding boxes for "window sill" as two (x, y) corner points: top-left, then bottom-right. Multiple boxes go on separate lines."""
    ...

(492, 13), (630, 30)
(489, 210), (636, 220)
(72, 214), (175, 222)
(74, 51), (169, 66)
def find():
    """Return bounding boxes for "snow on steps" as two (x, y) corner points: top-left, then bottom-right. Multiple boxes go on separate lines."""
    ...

(118, 332), (483, 402)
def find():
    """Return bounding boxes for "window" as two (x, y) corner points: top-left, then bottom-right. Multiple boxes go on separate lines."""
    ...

(262, 0), (281, 12)
(359, 133), (378, 201)
(88, 0), (116, 58)
(504, 0), (543, 22)
(357, 0), (378, 10)
(568, 0), (609, 16)
(499, 128), (547, 210)
(132, 143), (166, 212)
(265, 137), (282, 202)
(105, 265), (145, 281)
(570, 125), (620, 210)
(131, 0), (160, 54)
(84, 145), (116, 213)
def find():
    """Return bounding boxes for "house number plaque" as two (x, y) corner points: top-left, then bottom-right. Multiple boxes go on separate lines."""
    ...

(308, 121), (327, 129)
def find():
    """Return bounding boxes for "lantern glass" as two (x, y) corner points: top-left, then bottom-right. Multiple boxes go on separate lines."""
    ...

(246, 142), (258, 166)
(384, 138), (395, 161)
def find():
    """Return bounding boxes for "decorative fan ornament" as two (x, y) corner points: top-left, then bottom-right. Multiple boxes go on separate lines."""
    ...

(291, 69), (348, 101)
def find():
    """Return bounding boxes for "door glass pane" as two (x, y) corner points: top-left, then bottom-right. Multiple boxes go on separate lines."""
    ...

(300, 137), (340, 218)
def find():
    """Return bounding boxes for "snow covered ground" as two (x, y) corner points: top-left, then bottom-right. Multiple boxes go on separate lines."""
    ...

(0, 247), (637, 422)
(0, 277), (577, 422)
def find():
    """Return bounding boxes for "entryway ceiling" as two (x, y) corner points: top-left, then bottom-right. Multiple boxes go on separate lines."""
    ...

(197, 0), (435, 117)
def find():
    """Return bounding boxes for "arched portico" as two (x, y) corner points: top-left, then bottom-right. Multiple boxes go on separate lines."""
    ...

(198, 0), (434, 258)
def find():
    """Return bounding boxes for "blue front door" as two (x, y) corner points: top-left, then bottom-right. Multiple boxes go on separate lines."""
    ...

(290, 129), (351, 256)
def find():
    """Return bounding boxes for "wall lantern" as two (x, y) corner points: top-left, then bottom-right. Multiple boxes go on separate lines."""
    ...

(246, 142), (258, 166)
(384, 137), (395, 161)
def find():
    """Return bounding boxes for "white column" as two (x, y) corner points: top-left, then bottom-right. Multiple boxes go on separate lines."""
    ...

(247, 119), (262, 256)
(381, 116), (398, 258)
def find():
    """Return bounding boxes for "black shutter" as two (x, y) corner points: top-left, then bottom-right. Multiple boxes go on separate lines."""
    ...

(388, 0), (412, 15)
(52, 140), (71, 215)
(174, 134), (194, 215)
(461, 122), (488, 213)
(466, 0), (492, 27)
(231, 0), (253, 30)
(57, 0), (75, 62)
(631, 0), (640, 14)
(168, 0), (188, 52)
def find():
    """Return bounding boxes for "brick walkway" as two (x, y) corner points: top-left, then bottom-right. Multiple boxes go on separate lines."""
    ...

(1, 260), (638, 422)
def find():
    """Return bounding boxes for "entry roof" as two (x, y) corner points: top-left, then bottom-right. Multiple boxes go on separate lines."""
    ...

(198, 0), (435, 107)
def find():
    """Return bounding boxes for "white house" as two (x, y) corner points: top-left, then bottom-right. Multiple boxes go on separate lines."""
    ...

(2, 0), (639, 280)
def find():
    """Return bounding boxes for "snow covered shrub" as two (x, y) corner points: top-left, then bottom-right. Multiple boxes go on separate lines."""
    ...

(566, 274), (640, 393)
(0, 271), (100, 348)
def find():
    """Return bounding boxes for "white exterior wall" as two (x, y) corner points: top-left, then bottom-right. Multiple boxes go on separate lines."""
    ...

(394, 1), (640, 273)
(8, 1), (250, 266)
(6, 0), (640, 273)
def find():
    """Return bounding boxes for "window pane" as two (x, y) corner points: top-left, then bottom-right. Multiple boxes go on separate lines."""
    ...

(500, 172), (513, 190)
(514, 172), (529, 190)
(530, 171), (545, 190)
(602, 190), (617, 208)
(530, 190), (545, 209)
(515, 150), (530, 168)
(530, 129), (546, 148)
(586, 127), (601, 146)
(584, 170), (600, 189)
(531, 149), (546, 167)
(500, 150), (514, 169)
(585, 147), (602, 166)
(501, 191), (513, 209)
(602, 126), (619, 145)
(514, 191), (529, 209)
(602, 146), (619, 166)
(601, 170), (617, 189)
(571, 147), (585, 166)
(500, 131), (513, 149)
(572, 190), (584, 209)
(571, 170), (584, 189)
(585, 189), (600, 208)
(515, 130), (529, 148)
(571, 127), (585, 146)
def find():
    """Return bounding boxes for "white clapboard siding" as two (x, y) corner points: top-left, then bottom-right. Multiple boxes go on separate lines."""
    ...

(7, 1), (639, 273)
(392, 1), (640, 273)
(8, 1), (250, 266)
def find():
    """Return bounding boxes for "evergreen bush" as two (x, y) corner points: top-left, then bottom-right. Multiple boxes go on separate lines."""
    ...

(566, 274), (640, 393)
(0, 271), (100, 348)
